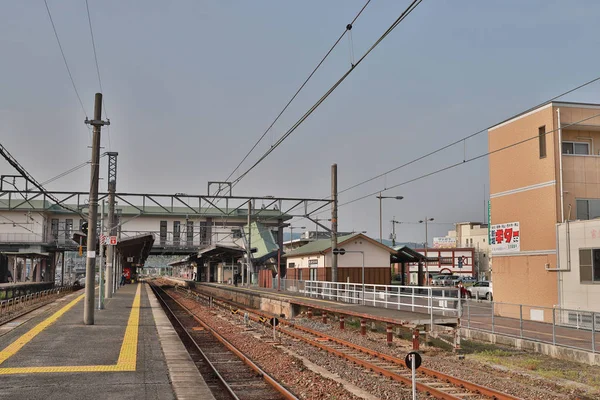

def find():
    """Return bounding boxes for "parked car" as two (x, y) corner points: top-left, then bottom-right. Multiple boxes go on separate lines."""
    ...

(431, 275), (447, 286)
(467, 281), (493, 300)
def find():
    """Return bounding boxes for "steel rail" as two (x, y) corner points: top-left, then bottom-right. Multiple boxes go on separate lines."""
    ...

(184, 285), (522, 400)
(0, 286), (75, 327)
(151, 283), (299, 400)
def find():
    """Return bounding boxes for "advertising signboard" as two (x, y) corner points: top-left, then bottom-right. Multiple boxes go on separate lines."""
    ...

(490, 221), (520, 253)
(432, 237), (456, 248)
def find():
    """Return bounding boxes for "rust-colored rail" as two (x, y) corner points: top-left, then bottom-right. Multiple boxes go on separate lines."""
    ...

(154, 283), (298, 400)
(183, 285), (522, 400)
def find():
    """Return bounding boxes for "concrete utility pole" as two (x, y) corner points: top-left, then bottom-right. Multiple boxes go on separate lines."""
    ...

(98, 200), (105, 310)
(331, 164), (338, 283)
(105, 152), (117, 299)
(83, 92), (109, 325)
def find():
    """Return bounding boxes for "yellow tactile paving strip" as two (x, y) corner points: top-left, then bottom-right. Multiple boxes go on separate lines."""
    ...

(0, 284), (141, 375)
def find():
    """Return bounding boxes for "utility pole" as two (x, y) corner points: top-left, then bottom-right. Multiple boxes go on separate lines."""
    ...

(245, 200), (251, 286)
(331, 164), (338, 283)
(98, 200), (105, 310)
(83, 92), (109, 325)
(105, 152), (117, 299)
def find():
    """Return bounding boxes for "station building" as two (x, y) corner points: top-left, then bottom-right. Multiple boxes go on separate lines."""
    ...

(488, 101), (600, 313)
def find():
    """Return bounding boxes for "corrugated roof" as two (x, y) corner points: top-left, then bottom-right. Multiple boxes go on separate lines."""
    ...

(285, 233), (360, 257)
(244, 221), (279, 263)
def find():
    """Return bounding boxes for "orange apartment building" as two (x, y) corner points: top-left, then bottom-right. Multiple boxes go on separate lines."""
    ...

(489, 101), (600, 312)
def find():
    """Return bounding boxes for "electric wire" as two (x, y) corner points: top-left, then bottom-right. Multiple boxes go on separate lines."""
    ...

(85, 0), (111, 150)
(43, 0), (88, 119)
(231, 0), (423, 187)
(223, 0), (372, 186)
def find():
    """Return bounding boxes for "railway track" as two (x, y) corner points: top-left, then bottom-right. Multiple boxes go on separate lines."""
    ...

(0, 287), (75, 327)
(180, 284), (522, 400)
(149, 283), (297, 400)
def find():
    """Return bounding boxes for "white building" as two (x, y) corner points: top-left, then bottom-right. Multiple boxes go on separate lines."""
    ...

(435, 222), (491, 280)
(557, 220), (600, 313)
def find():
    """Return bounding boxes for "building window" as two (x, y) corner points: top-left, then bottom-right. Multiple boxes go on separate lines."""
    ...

(562, 141), (590, 155)
(51, 219), (59, 239)
(439, 257), (453, 265)
(186, 221), (194, 246)
(173, 221), (180, 245)
(579, 249), (600, 283)
(288, 262), (296, 269)
(231, 229), (242, 239)
(65, 219), (73, 239)
(160, 221), (167, 245)
(200, 221), (208, 244)
(576, 199), (600, 220)
(539, 126), (546, 158)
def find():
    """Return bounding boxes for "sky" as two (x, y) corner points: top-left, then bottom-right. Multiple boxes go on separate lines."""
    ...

(2, 0), (600, 244)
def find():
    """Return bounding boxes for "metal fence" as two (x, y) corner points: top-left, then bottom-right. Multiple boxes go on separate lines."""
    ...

(0, 285), (73, 322)
(274, 279), (460, 325)
(464, 300), (599, 353)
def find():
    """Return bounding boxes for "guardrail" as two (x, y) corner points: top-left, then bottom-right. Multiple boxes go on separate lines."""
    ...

(464, 300), (599, 353)
(0, 285), (73, 322)
(274, 279), (460, 325)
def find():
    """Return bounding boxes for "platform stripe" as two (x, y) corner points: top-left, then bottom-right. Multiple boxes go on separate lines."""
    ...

(0, 293), (85, 365)
(0, 284), (141, 374)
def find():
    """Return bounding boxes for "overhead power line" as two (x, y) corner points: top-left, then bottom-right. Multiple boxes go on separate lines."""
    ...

(223, 0), (372, 185)
(231, 0), (424, 187)
(314, 111), (600, 213)
(85, 0), (111, 150)
(43, 0), (88, 119)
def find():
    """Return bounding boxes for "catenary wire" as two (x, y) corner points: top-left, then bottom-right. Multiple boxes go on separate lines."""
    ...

(220, 0), (373, 192)
(43, 0), (88, 119)
(85, 0), (111, 150)
(231, 0), (423, 187)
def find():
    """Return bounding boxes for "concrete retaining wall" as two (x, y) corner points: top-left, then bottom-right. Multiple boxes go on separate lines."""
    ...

(461, 328), (600, 366)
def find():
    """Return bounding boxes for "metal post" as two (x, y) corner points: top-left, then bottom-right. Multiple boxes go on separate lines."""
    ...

(331, 164), (338, 283)
(84, 92), (108, 325)
(105, 153), (117, 299)
(429, 287), (433, 329)
(411, 354), (417, 400)
(592, 312), (596, 353)
(491, 301), (495, 334)
(467, 300), (470, 329)
(245, 200), (251, 286)
(552, 308), (556, 345)
(97, 200), (105, 310)
(519, 304), (523, 338)
(60, 253), (65, 287)
(277, 249), (281, 292)
(424, 218), (429, 285)
(361, 252), (365, 306)
(379, 192), (383, 243)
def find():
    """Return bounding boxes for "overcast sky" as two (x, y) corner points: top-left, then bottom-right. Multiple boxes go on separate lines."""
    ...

(2, 0), (600, 244)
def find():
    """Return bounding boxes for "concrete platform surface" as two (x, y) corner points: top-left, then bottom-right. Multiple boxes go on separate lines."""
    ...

(0, 283), (189, 400)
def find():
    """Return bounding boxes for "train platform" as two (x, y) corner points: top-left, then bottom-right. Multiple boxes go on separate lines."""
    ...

(0, 282), (213, 400)
(179, 280), (458, 327)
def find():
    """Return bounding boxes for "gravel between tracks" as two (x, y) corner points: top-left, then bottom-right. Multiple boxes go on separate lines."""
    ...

(161, 283), (598, 400)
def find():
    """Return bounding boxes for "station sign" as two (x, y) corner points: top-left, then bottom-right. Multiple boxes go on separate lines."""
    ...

(490, 221), (520, 253)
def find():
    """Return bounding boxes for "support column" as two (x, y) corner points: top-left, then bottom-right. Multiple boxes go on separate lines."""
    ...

(105, 166), (117, 299)
(307, 308), (312, 319)
(412, 329), (420, 350)
(386, 324), (393, 346)
(35, 259), (41, 282)
(322, 312), (327, 324)
(339, 316), (345, 330)
(360, 319), (367, 336)
(61, 252), (65, 286)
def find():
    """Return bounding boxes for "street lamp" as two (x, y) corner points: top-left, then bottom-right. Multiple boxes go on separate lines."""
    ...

(376, 193), (403, 243)
(419, 217), (434, 285)
(289, 226), (306, 250)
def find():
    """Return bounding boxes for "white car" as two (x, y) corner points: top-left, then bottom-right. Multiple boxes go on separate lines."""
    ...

(467, 281), (493, 300)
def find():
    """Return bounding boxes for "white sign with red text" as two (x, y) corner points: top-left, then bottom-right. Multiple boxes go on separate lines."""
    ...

(490, 222), (520, 253)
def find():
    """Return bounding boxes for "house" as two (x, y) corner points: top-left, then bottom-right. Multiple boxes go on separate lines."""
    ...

(433, 222), (490, 280)
(488, 101), (600, 312)
(272, 233), (395, 285)
(401, 247), (475, 284)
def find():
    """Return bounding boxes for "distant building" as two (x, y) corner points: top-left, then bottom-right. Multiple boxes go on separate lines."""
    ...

(271, 233), (395, 286)
(489, 101), (600, 313)
(402, 247), (475, 284)
(434, 222), (490, 280)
